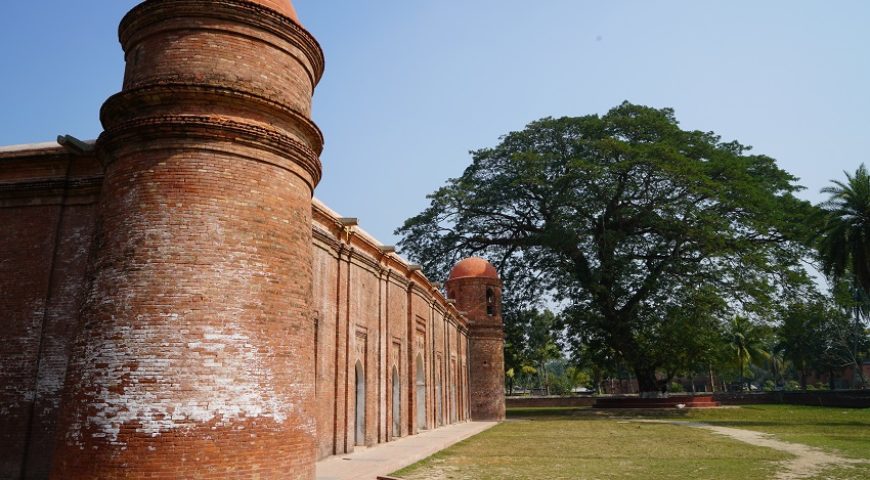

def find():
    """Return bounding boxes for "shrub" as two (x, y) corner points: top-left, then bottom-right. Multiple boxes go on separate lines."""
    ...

(784, 380), (801, 391)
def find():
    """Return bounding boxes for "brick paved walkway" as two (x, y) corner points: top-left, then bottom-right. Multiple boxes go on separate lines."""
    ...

(316, 421), (498, 480)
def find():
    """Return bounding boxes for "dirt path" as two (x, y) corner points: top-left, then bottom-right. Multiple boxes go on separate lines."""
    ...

(634, 419), (868, 480)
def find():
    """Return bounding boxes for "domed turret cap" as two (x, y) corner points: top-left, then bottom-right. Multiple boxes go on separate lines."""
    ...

(250, 0), (300, 22)
(448, 257), (499, 281)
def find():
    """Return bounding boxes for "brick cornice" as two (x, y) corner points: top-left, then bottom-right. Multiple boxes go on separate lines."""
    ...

(100, 84), (324, 155)
(0, 177), (102, 197)
(97, 115), (322, 189)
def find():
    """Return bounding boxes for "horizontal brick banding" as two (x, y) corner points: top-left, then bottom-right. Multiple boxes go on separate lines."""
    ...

(100, 83), (325, 154)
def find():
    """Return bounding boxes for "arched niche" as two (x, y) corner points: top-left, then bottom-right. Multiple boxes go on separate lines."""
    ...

(355, 361), (366, 446)
(392, 365), (401, 438)
(415, 353), (426, 431)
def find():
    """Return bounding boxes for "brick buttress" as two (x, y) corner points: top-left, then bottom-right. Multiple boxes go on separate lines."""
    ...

(50, 1), (325, 478)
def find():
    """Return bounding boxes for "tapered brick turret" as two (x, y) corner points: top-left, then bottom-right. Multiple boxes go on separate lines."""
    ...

(51, 1), (324, 478)
(446, 258), (506, 421)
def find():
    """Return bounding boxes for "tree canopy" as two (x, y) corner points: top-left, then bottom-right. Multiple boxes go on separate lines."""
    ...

(397, 102), (816, 392)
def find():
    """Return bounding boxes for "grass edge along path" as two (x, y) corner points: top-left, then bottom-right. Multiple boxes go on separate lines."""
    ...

(634, 419), (869, 480)
(393, 406), (870, 480)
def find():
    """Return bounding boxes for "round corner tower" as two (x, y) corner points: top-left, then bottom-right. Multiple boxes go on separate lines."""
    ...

(445, 258), (506, 422)
(51, 0), (324, 478)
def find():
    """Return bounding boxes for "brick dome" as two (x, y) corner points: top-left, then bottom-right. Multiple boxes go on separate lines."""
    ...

(250, 0), (300, 22)
(448, 257), (499, 281)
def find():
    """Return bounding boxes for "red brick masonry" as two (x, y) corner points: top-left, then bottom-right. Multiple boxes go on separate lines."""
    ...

(0, 1), (505, 478)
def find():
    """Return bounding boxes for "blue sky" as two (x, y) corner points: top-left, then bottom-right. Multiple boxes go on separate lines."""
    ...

(1, 1), (868, 246)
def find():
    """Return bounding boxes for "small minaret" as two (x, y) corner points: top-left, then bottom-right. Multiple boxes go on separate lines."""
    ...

(445, 258), (506, 421)
(51, 1), (324, 478)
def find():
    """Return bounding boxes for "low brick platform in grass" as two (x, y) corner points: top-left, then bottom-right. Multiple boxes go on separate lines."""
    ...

(594, 394), (721, 409)
(715, 390), (870, 408)
(506, 394), (720, 409)
(507, 391), (870, 410)
(506, 395), (597, 408)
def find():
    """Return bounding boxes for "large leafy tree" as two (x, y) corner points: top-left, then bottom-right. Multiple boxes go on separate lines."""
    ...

(397, 102), (815, 393)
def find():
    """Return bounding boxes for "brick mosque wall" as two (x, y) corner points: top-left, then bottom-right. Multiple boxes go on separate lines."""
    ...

(0, 145), (478, 477)
(0, 146), (102, 479)
(310, 200), (472, 460)
(0, 1), (501, 477)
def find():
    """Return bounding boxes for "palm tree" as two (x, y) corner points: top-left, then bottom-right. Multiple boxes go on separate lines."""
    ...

(818, 165), (870, 389)
(762, 335), (787, 389)
(818, 164), (870, 294)
(726, 316), (770, 391)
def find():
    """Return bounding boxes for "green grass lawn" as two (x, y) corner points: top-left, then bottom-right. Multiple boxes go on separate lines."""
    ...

(393, 405), (870, 480)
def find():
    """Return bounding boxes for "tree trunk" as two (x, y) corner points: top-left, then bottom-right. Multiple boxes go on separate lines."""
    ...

(856, 362), (867, 389)
(633, 364), (660, 396)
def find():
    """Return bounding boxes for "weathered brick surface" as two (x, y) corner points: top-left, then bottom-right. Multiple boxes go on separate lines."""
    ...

(0, 149), (102, 480)
(0, 203), (57, 478)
